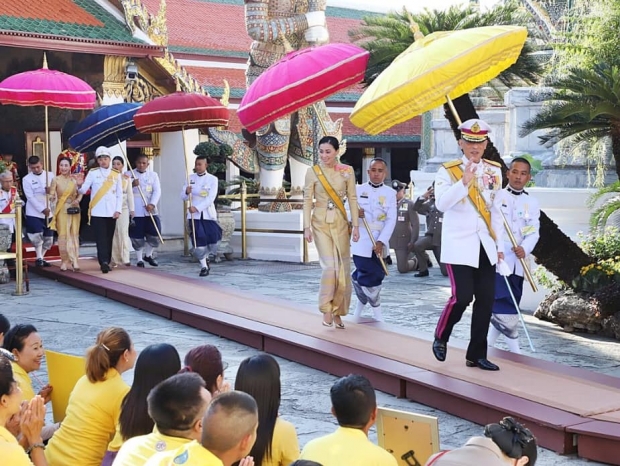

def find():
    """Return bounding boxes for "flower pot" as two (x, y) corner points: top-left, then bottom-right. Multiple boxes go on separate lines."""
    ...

(216, 209), (235, 262)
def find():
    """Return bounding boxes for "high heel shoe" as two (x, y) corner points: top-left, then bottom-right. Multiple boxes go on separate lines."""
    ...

(60, 264), (68, 272)
(333, 315), (345, 329)
(322, 313), (333, 327)
(72, 263), (81, 272)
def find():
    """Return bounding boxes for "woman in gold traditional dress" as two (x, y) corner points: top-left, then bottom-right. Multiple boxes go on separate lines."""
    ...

(303, 137), (359, 329)
(111, 157), (134, 267)
(49, 157), (82, 271)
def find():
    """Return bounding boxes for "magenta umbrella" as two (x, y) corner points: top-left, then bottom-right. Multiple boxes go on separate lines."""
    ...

(237, 42), (369, 133)
(0, 55), (96, 193)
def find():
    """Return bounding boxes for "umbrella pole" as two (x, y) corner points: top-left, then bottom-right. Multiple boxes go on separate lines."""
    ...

(181, 128), (198, 251)
(44, 105), (50, 226)
(445, 95), (537, 292)
(116, 137), (164, 244)
(503, 274), (536, 352)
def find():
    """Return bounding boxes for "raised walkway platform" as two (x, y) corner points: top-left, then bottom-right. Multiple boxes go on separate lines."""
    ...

(31, 259), (620, 465)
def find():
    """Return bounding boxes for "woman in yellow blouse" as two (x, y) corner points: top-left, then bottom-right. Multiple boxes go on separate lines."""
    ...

(235, 353), (299, 466)
(111, 157), (135, 267)
(45, 327), (137, 466)
(303, 136), (359, 328)
(0, 354), (49, 466)
(49, 157), (82, 271)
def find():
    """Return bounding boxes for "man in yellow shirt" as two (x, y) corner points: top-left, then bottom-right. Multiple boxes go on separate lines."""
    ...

(113, 373), (211, 465)
(299, 375), (398, 466)
(146, 391), (259, 466)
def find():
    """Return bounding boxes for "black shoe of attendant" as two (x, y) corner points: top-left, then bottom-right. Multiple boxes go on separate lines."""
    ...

(432, 339), (447, 362)
(136, 261), (145, 268)
(384, 255), (393, 265)
(427, 259), (433, 268)
(101, 263), (111, 274)
(415, 270), (429, 277)
(144, 256), (159, 267)
(35, 258), (51, 267)
(466, 359), (500, 371)
(199, 267), (210, 277)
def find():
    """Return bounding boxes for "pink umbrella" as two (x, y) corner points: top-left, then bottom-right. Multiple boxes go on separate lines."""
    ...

(237, 43), (370, 133)
(0, 54), (96, 199)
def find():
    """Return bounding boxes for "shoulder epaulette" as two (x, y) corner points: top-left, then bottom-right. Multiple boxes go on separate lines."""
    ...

(90, 168), (99, 171)
(483, 159), (502, 167)
(442, 160), (462, 169)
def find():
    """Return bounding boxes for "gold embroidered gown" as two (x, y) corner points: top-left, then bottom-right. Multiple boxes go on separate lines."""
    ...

(111, 177), (135, 266)
(303, 164), (359, 316)
(49, 175), (81, 269)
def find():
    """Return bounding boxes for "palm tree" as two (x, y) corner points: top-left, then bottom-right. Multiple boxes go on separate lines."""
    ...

(520, 64), (620, 181)
(349, 2), (593, 285)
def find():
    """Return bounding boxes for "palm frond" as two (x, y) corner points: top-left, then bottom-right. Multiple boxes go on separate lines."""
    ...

(590, 196), (620, 232)
(587, 181), (620, 208)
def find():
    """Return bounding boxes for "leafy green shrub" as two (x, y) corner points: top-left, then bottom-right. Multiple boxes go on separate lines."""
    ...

(578, 227), (620, 261)
(533, 265), (566, 291)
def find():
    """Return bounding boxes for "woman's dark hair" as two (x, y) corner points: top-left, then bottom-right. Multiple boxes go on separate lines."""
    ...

(3, 324), (37, 353)
(0, 314), (11, 336)
(57, 157), (72, 166)
(119, 343), (181, 441)
(85, 327), (132, 383)
(318, 136), (339, 151)
(0, 352), (16, 398)
(234, 353), (281, 466)
(485, 417), (537, 466)
(289, 462), (323, 466)
(180, 345), (225, 394)
(112, 156), (124, 165)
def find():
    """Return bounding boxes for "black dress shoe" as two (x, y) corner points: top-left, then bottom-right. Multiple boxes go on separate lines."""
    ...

(432, 339), (447, 362)
(144, 256), (159, 267)
(136, 261), (145, 268)
(385, 255), (393, 265)
(101, 263), (111, 274)
(199, 267), (210, 277)
(35, 258), (51, 267)
(415, 270), (429, 277)
(466, 359), (500, 371)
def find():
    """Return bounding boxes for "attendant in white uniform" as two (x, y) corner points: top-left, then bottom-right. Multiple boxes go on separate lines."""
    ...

(181, 155), (222, 277)
(489, 158), (540, 354)
(432, 119), (504, 371)
(0, 172), (16, 238)
(351, 159), (397, 322)
(76, 146), (123, 273)
(22, 156), (55, 267)
(128, 154), (162, 268)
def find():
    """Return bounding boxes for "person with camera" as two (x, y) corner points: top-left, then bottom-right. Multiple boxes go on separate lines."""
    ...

(49, 157), (82, 271)
(75, 146), (123, 274)
(388, 180), (419, 274)
(413, 183), (447, 277)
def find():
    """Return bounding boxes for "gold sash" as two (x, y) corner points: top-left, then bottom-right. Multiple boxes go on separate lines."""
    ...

(312, 165), (349, 223)
(49, 179), (75, 231)
(444, 163), (496, 240)
(88, 171), (119, 224)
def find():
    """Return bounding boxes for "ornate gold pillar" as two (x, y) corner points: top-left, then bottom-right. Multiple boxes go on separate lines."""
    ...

(102, 56), (128, 103)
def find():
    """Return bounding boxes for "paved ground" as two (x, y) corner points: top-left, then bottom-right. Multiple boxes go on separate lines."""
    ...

(2, 249), (618, 465)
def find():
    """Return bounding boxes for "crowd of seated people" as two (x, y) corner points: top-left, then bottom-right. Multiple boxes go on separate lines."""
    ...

(0, 315), (538, 466)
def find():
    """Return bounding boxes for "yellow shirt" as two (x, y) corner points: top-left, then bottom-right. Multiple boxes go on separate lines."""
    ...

(0, 425), (34, 466)
(263, 418), (299, 466)
(45, 369), (129, 466)
(113, 430), (192, 466)
(11, 362), (36, 401)
(107, 422), (124, 452)
(300, 426), (398, 466)
(144, 440), (224, 466)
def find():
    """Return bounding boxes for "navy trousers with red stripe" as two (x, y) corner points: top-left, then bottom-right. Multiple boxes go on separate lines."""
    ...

(435, 246), (496, 362)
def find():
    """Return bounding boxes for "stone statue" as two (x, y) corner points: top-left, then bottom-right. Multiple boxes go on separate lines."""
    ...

(208, 0), (345, 210)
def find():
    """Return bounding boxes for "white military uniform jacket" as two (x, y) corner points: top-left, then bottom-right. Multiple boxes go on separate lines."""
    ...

(496, 186), (540, 277)
(181, 172), (218, 221)
(435, 155), (503, 267)
(79, 167), (123, 217)
(0, 188), (16, 233)
(126, 170), (161, 217)
(350, 182), (397, 258)
(23, 171), (55, 219)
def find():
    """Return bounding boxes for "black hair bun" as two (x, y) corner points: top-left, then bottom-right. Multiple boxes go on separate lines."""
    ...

(484, 417), (534, 459)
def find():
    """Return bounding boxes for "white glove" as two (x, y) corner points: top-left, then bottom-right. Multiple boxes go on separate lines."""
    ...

(305, 26), (329, 45)
(497, 259), (511, 277)
(305, 11), (326, 28)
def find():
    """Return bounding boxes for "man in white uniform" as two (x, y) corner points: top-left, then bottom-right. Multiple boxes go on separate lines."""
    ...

(22, 156), (55, 266)
(432, 119), (504, 371)
(76, 146), (123, 273)
(351, 158), (397, 322)
(128, 154), (162, 268)
(489, 157), (540, 354)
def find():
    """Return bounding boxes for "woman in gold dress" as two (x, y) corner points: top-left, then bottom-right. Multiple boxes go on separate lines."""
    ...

(303, 137), (359, 329)
(49, 157), (82, 271)
(111, 156), (134, 267)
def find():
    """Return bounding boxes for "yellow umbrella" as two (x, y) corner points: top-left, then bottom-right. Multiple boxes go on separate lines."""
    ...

(349, 25), (528, 135)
